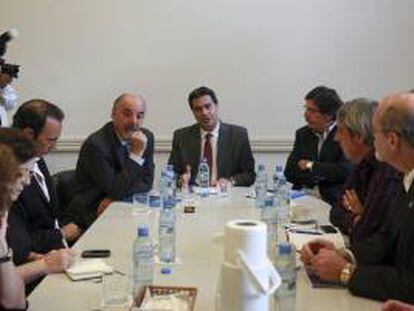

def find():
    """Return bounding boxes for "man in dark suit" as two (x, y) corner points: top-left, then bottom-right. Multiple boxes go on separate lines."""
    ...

(284, 85), (350, 206)
(62, 93), (154, 232)
(168, 86), (255, 187)
(300, 92), (414, 303)
(7, 99), (73, 263)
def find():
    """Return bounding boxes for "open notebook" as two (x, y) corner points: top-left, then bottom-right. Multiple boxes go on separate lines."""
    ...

(66, 259), (113, 281)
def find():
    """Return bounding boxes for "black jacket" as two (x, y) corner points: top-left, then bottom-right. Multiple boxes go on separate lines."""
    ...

(62, 122), (154, 229)
(284, 125), (350, 206)
(168, 122), (255, 186)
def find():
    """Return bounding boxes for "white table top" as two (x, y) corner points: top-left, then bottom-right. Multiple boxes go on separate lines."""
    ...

(29, 188), (381, 310)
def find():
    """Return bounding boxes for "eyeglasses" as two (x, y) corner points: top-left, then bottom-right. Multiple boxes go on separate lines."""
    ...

(302, 104), (321, 114)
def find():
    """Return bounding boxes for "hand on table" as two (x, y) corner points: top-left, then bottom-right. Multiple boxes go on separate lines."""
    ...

(43, 249), (76, 274)
(300, 239), (336, 265)
(310, 248), (348, 282)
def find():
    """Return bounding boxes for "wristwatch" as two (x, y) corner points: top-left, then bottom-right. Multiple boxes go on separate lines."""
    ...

(0, 248), (13, 263)
(340, 262), (355, 285)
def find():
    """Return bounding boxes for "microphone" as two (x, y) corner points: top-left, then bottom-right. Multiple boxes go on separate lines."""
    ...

(0, 28), (18, 57)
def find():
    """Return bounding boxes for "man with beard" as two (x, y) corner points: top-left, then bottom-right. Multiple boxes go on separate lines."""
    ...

(62, 93), (154, 233)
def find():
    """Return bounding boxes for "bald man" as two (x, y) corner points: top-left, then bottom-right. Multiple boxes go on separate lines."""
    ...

(300, 92), (414, 303)
(62, 93), (154, 231)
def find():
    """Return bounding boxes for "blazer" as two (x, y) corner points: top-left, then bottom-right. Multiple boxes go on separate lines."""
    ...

(62, 122), (154, 230)
(7, 158), (64, 265)
(348, 181), (414, 303)
(284, 125), (350, 206)
(168, 122), (255, 186)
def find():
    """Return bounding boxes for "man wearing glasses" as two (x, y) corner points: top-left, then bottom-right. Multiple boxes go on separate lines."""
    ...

(284, 85), (350, 206)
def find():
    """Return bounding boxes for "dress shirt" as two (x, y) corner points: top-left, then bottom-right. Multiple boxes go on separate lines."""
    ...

(200, 122), (220, 185)
(403, 168), (414, 193)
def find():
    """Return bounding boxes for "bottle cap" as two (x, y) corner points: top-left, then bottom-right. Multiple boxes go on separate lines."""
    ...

(161, 267), (172, 274)
(278, 242), (292, 255)
(137, 225), (149, 237)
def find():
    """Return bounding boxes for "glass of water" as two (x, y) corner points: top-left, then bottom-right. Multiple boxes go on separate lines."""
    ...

(133, 192), (150, 215)
(101, 273), (131, 308)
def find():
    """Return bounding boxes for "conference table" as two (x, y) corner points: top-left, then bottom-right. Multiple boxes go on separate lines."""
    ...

(29, 188), (381, 310)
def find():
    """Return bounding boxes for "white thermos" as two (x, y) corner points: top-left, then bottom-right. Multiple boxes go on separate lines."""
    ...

(216, 219), (281, 311)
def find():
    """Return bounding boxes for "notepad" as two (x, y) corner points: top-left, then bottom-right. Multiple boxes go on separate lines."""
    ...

(66, 259), (113, 281)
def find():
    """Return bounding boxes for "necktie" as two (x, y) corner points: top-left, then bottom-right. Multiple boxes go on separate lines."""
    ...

(32, 169), (50, 202)
(203, 133), (213, 180)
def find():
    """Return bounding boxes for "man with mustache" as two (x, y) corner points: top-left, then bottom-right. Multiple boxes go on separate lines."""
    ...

(169, 86), (255, 189)
(62, 93), (154, 233)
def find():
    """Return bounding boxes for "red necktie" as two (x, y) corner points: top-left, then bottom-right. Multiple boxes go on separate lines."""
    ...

(203, 133), (213, 180)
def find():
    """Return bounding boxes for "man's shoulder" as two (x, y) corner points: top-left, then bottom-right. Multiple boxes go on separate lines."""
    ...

(173, 124), (199, 137)
(81, 122), (115, 150)
(295, 125), (312, 136)
(220, 122), (248, 136)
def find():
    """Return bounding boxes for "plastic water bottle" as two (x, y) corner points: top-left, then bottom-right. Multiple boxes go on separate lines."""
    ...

(274, 242), (296, 311)
(260, 197), (277, 260)
(132, 225), (154, 296)
(255, 164), (267, 208)
(198, 158), (210, 197)
(272, 165), (284, 192)
(165, 164), (176, 196)
(273, 169), (291, 228)
(159, 195), (176, 263)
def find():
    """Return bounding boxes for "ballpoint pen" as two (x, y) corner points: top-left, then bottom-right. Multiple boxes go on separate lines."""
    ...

(289, 229), (322, 235)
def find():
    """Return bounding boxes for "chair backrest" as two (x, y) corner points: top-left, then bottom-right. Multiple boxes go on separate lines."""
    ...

(53, 169), (77, 213)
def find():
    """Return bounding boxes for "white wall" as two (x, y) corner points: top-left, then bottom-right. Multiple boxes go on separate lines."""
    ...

(2, 0), (414, 175)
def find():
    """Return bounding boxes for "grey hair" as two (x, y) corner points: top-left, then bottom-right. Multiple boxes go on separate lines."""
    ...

(112, 93), (146, 111)
(381, 102), (414, 148)
(336, 98), (378, 146)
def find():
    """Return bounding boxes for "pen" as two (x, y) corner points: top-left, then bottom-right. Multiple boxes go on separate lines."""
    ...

(289, 229), (322, 235)
(55, 219), (70, 248)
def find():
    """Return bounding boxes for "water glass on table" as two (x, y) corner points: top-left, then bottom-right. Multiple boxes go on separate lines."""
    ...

(101, 273), (131, 308)
(133, 192), (150, 215)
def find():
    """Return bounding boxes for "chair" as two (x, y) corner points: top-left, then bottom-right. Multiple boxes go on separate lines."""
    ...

(53, 169), (77, 213)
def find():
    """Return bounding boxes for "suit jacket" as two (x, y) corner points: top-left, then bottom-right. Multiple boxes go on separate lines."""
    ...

(7, 158), (64, 265)
(348, 181), (414, 303)
(330, 155), (402, 244)
(168, 122), (255, 186)
(284, 125), (350, 206)
(62, 122), (154, 229)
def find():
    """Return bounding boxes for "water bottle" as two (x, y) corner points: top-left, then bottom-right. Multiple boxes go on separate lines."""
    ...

(260, 197), (277, 260)
(272, 165), (284, 192)
(159, 168), (168, 199)
(159, 195), (176, 263)
(255, 164), (267, 208)
(274, 168), (291, 228)
(274, 242), (296, 311)
(198, 158), (210, 197)
(132, 225), (154, 296)
(165, 164), (176, 197)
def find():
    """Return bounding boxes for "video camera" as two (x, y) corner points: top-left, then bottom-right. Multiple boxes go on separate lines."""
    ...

(0, 29), (20, 78)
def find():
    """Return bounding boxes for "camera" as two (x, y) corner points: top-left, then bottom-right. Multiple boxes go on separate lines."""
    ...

(0, 29), (20, 78)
